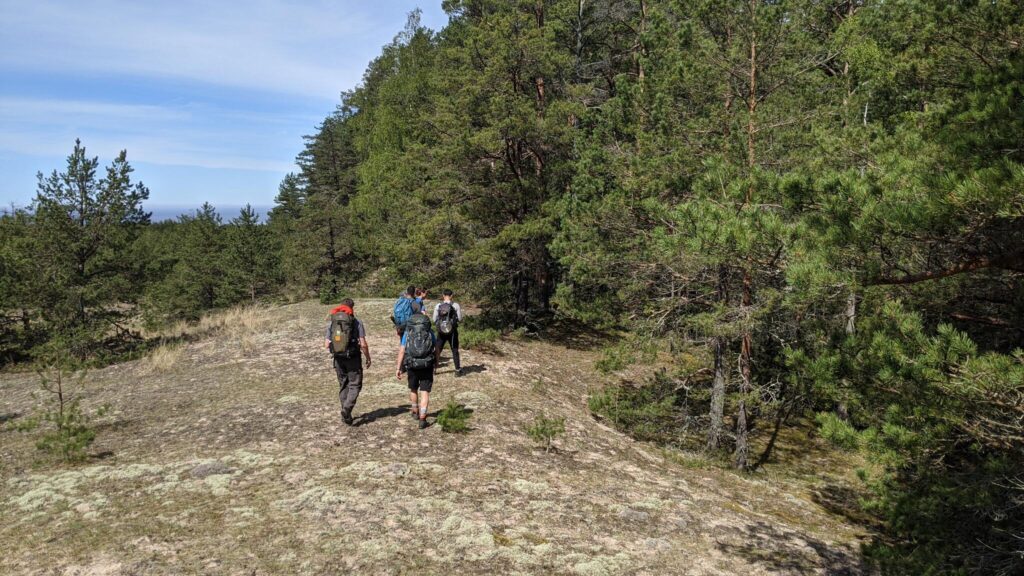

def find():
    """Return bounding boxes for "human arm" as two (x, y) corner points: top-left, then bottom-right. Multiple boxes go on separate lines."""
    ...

(395, 346), (405, 379)
(360, 338), (371, 368)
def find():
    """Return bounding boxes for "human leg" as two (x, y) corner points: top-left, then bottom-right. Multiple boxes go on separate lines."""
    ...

(451, 328), (462, 372)
(340, 356), (363, 420)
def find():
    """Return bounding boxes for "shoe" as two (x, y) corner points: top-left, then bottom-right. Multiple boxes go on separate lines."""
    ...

(456, 368), (464, 377)
(419, 418), (429, 430)
(342, 411), (353, 426)
(411, 410), (419, 420)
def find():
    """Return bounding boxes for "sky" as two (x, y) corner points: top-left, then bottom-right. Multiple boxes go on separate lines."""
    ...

(0, 0), (449, 215)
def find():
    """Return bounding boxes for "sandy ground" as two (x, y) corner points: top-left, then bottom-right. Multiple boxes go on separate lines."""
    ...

(0, 299), (872, 575)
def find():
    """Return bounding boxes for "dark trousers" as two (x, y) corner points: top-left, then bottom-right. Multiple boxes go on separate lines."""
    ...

(333, 355), (363, 417)
(437, 329), (461, 370)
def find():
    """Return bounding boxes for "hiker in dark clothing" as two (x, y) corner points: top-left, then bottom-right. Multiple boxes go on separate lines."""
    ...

(325, 298), (371, 426)
(392, 285), (416, 340)
(395, 301), (437, 429)
(432, 289), (464, 376)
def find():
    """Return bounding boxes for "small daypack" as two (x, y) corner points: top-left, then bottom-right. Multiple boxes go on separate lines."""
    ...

(404, 314), (435, 370)
(329, 312), (360, 359)
(393, 296), (413, 329)
(437, 302), (457, 335)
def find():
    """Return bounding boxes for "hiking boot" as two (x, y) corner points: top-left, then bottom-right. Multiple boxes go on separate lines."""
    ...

(455, 368), (464, 377)
(342, 412), (354, 426)
(419, 418), (429, 430)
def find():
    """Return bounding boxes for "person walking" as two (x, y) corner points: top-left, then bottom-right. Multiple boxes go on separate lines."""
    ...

(395, 301), (437, 429)
(432, 289), (464, 376)
(392, 285), (416, 340)
(325, 298), (371, 426)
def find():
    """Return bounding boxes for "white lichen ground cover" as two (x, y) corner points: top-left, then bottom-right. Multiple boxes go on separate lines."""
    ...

(0, 300), (871, 575)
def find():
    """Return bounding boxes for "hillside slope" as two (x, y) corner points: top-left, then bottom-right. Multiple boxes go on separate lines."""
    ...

(1, 299), (871, 575)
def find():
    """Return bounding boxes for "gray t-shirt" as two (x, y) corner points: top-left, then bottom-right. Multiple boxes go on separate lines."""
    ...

(432, 301), (463, 323)
(325, 318), (366, 341)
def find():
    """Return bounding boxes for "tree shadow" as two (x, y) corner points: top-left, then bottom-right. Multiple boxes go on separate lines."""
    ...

(714, 520), (869, 575)
(354, 405), (410, 426)
(0, 412), (20, 425)
(533, 316), (616, 351)
(812, 484), (881, 529)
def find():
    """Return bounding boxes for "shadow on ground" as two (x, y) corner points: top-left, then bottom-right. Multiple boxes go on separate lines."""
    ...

(715, 520), (870, 575)
(355, 406), (409, 426)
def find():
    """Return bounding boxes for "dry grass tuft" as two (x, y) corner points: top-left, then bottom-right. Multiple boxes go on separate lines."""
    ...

(146, 344), (183, 373)
(146, 306), (274, 342)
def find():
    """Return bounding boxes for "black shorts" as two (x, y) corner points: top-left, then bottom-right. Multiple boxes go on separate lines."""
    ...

(407, 367), (433, 393)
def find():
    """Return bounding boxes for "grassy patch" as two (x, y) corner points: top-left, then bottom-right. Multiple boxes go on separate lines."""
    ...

(146, 344), (183, 373)
(460, 327), (501, 350)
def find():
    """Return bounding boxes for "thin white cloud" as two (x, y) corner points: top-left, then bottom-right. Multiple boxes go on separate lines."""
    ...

(0, 98), (296, 172)
(0, 0), (442, 99)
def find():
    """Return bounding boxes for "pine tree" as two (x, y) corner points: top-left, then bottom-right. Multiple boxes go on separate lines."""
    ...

(225, 205), (277, 303)
(29, 140), (151, 356)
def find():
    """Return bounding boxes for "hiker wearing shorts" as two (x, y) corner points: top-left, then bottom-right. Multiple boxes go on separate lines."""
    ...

(395, 301), (438, 429)
(325, 298), (371, 426)
(432, 289), (464, 376)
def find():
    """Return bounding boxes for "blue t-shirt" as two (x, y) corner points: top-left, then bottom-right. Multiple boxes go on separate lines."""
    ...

(400, 325), (436, 348)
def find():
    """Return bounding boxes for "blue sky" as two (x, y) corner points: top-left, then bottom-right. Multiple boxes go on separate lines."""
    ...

(0, 0), (448, 213)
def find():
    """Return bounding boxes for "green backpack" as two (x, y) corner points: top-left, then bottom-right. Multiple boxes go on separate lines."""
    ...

(330, 312), (360, 359)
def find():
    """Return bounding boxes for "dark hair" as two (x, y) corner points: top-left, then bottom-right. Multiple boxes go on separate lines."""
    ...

(443, 289), (453, 297)
(341, 298), (354, 308)
(406, 285), (416, 297)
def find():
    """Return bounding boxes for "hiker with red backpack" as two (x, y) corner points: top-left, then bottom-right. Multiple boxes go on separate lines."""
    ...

(395, 301), (438, 429)
(432, 289), (464, 377)
(325, 298), (371, 426)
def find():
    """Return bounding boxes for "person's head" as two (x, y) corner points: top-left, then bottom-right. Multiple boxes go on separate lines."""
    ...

(416, 287), (427, 298)
(442, 289), (453, 301)
(411, 301), (422, 314)
(337, 298), (355, 316)
(406, 285), (416, 298)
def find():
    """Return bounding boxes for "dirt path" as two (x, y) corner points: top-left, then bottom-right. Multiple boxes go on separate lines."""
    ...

(0, 299), (870, 575)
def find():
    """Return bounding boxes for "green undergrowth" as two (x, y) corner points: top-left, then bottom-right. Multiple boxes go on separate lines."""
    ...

(436, 402), (472, 433)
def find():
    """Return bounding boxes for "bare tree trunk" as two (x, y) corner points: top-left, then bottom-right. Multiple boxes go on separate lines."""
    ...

(574, 0), (586, 73)
(734, 272), (753, 469)
(707, 265), (729, 451)
(745, 0), (758, 204)
(707, 336), (728, 451)
(734, 0), (758, 471)
(837, 290), (857, 420)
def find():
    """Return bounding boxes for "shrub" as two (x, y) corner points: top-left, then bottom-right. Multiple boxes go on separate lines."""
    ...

(460, 328), (501, 350)
(13, 361), (107, 463)
(526, 414), (565, 453)
(436, 402), (472, 433)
